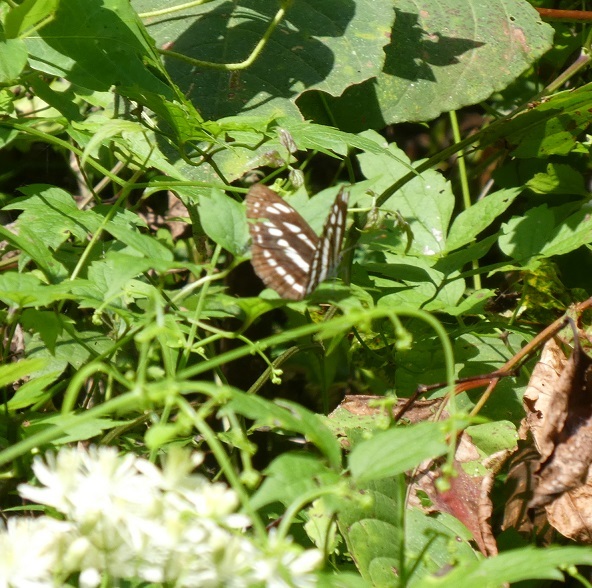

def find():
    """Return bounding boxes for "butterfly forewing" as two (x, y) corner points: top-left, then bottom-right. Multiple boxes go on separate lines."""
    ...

(246, 184), (349, 300)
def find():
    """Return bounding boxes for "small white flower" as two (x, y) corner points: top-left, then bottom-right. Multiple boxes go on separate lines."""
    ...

(0, 516), (75, 587)
(252, 532), (323, 588)
(79, 567), (101, 588)
(14, 446), (322, 588)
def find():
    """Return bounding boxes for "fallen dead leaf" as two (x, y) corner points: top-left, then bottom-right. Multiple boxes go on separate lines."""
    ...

(519, 334), (592, 542)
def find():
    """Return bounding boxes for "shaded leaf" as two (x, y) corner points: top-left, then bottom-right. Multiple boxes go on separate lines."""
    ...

(142, 0), (393, 120)
(222, 393), (342, 470)
(300, 0), (553, 130)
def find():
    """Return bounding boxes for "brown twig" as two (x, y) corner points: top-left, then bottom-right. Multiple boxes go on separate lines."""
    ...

(395, 297), (592, 422)
(536, 8), (592, 22)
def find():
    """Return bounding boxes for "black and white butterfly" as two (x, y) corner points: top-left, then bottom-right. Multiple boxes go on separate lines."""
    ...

(246, 184), (349, 300)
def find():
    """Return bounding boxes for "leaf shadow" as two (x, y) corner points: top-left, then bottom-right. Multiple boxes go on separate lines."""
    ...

(163, 0), (356, 119)
(385, 10), (486, 81)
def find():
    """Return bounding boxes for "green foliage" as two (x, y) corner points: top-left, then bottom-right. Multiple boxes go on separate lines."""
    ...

(1, 0), (591, 585)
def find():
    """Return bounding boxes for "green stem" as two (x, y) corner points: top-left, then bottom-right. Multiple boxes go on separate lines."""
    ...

(139, 0), (212, 19)
(276, 486), (340, 542)
(449, 110), (481, 290)
(158, 1), (291, 71)
(177, 398), (267, 539)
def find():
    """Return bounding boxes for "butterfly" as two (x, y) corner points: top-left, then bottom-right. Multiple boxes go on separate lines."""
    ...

(245, 184), (349, 300)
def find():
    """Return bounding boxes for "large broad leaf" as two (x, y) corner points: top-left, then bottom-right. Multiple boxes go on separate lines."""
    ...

(136, 0), (393, 120)
(338, 478), (478, 587)
(356, 131), (455, 258)
(299, 0), (554, 130)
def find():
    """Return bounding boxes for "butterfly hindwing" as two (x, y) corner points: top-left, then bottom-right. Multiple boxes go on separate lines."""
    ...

(246, 184), (348, 300)
(306, 188), (349, 296)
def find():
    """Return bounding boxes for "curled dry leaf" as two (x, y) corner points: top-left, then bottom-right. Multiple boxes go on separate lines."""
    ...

(521, 335), (592, 542)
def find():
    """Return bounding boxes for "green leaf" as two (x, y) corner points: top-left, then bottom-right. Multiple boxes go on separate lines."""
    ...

(419, 546), (592, 587)
(444, 289), (496, 317)
(26, 329), (113, 372)
(446, 188), (522, 252)
(299, 0), (553, 130)
(526, 163), (588, 196)
(21, 309), (62, 353)
(5, 0), (59, 38)
(4, 185), (99, 249)
(79, 118), (147, 165)
(465, 421), (518, 456)
(104, 213), (174, 262)
(0, 273), (72, 307)
(0, 36), (28, 82)
(0, 358), (48, 388)
(433, 234), (498, 276)
(140, 0), (393, 120)
(250, 453), (340, 510)
(498, 205), (555, 264)
(483, 84), (592, 157)
(277, 120), (409, 166)
(23, 413), (127, 445)
(357, 132), (454, 257)
(28, 76), (83, 121)
(26, 0), (168, 96)
(84, 253), (155, 304)
(375, 259), (466, 314)
(7, 371), (61, 411)
(338, 478), (478, 587)
(222, 393), (342, 471)
(405, 510), (478, 582)
(349, 421), (450, 483)
(0, 224), (67, 282)
(540, 207), (592, 258)
(199, 189), (249, 257)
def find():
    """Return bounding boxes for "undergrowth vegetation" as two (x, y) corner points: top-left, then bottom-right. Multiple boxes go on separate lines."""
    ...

(1, 0), (592, 586)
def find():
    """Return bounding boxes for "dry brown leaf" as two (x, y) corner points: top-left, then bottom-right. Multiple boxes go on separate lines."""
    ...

(410, 433), (499, 555)
(529, 336), (592, 507)
(501, 438), (545, 537)
(331, 394), (442, 423)
(519, 335), (592, 542)
(522, 337), (565, 457)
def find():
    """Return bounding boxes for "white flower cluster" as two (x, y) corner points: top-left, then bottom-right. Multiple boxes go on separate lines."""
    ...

(1, 446), (322, 587)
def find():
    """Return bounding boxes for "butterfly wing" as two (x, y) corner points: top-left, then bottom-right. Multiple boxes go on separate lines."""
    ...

(246, 184), (319, 300)
(306, 188), (349, 296)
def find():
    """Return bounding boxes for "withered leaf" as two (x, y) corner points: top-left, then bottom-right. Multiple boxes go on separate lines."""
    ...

(517, 333), (592, 542)
(530, 336), (592, 508)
